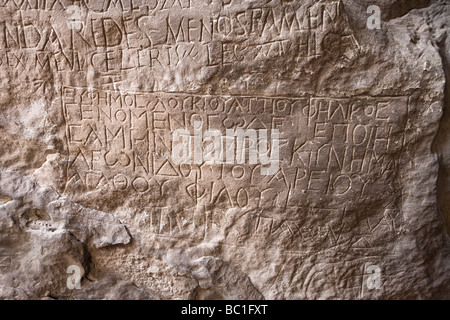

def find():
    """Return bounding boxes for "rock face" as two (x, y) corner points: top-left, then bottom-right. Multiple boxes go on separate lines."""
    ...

(0, 0), (449, 300)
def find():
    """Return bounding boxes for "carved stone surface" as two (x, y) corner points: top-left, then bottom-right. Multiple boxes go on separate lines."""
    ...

(0, 0), (449, 299)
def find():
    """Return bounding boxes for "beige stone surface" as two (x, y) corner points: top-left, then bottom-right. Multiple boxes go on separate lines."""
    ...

(0, 0), (449, 299)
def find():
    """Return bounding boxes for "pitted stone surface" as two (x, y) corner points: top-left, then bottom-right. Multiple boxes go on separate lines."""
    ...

(0, 0), (449, 299)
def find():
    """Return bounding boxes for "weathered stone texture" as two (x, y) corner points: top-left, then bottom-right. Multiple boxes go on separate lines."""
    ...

(0, 0), (449, 299)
